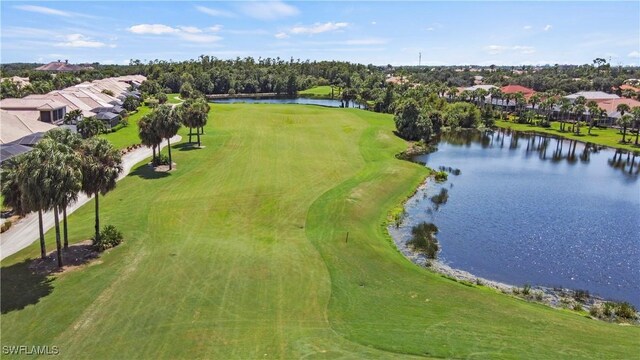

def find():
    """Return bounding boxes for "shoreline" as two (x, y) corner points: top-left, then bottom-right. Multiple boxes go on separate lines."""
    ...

(388, 177), (639, 324)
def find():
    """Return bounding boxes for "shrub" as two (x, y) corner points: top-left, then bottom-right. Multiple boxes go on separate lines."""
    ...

(153, 153), (170, 167)
(389, 207), (405, 228)
(512, 287), (520, 295)
(0, 220), (12, 233)
(573, 289), (590, 303)
(228, 88), (236, 95)
(589, 305), (601, 318)
(430, 188), (449, 207)
(602, 302), (615, 317)
(615, 302), (638, 320)
(522, 283), (531, 296)
(408, 222), (439, 259)
(93, 225), (123, 252)
(434, 171), (448, 182)
(573, 303), (583, 312)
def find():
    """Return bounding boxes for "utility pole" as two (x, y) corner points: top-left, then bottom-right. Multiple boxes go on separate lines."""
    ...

(419, 52), (422, 67)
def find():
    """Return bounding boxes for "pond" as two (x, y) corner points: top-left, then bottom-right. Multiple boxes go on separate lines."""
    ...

(210, 96), (361, 108)
(390, 129), (640, 306)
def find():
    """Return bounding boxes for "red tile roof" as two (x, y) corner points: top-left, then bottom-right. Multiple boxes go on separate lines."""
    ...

(500, 85), (536, 96)
(595, 98), (640, 112)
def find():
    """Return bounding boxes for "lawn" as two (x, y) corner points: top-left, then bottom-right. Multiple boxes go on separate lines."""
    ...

(299, 85), (340, 98)
(100, 106), (152, 149)
(1, 104), (638, 358)
(495, 120), (640, 152)
(167, 93), (182, 104)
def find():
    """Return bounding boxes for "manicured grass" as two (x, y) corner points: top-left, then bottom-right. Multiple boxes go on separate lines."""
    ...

(299, 85), (340, 98)
(495, 120), (640, 152)
(100, 106), (152, 149)
(1, 105), (638, 358)
(167, 93), (182, 104)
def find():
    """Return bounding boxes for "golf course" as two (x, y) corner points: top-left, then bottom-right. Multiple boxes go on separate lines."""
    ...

(1, 104), (638, 358)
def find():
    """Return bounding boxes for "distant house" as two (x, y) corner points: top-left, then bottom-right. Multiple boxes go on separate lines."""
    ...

(500, 84), (536, 99)
(0, 76), (30, 87)
(565, 91), (619, 102)
(35, 60), (94, 72)
(0, 98), (67, 124)
(595, 98), (640, 126)
(0, 110), (58, 162)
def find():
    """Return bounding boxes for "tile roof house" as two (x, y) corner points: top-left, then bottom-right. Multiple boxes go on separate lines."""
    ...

(500, 85), (536, 99)
(595, 98), (640, 119)
(0, 110), (56, 144)
(565, 91), (619, 101)
(0, 98), (67, 124)
(35, 60), (94, 72)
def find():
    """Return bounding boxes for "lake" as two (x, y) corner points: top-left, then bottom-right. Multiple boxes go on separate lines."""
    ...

(210, 96), (360, 108)
(390, 129), (640, 306)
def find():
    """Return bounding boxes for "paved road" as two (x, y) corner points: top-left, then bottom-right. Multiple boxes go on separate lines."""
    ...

(0, 135), (181, 261)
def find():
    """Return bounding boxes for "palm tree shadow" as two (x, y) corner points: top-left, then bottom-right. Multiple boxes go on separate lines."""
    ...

(1, 259), (54, 313)
(174, 142), (201, 152)
(130, 164), (171, 179)
(1, 244), (98, 314)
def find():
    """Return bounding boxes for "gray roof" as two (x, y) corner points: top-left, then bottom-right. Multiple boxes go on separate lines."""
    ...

(0, 143), (33, 162)
(565, 91), (619, 100)
(96, 112), (119, 120)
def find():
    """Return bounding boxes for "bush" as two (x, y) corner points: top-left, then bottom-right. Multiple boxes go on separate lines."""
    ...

(534, 291), (543, 301)
(589, 305), (601, 318)
(1, 220), (12, 233)
(408, 222), (439, 259)
(153, 153), (170, 167)
(434, 171), (448, 182)
(228, 88), (236, 95)
(573, 303), (583, 312)
(522, 283), (531, 296)
(615, 302), (638, 320)
(602, 302), (615, 317)
(430, 188), (449, 207)
(573, 289), (590, 303)
(93, 225), (123, 251)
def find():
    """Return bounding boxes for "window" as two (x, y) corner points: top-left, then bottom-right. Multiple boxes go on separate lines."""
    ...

(41, 111), (51, 123)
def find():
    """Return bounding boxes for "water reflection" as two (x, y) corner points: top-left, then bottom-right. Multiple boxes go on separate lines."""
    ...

(394, 129), (640, 306)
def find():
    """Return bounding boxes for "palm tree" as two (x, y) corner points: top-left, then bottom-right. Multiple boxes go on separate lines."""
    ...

(80, 138), (123, 243)
(559, 98), (572, 132)
(617, 103), (631, 118)
(572, 103), (586, 134)
(138, 114), (163, 164)
(21, 139), (81, 267)
(631, 106), (640, 146)
(586, 101), (600, 135)
(44, 129), (83, 248)
(503, 93), (513, 116)
(617, 114), (632, 143)
(154, 105), (182, 170)
(529, 93), (542, 114)
(77, 117), (107, 138)
(446, 87), (458, 101)
(63, 109), (83, 125)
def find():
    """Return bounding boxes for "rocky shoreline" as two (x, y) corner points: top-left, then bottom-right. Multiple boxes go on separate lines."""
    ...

(388, 178), (639, 324)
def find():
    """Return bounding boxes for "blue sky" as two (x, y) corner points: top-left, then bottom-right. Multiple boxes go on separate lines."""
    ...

(1, 1), (639, 66)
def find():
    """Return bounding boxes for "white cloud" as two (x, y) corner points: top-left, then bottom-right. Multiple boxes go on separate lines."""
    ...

(289, 22), (349, 35)
(629, 51), (640, 58)
(195, 5), (235, 17)
(543, 24), (553, 31)
(14, 5), (71, 17)
(179, 26), (202, 34)
(225, 29), (268, 35)
(485, 45), (535, 55)
(208, 25), (224, 32)
(275, 32), (290, 39)
(371, 21), (377, 25)
(241, 1), (299, 20)
(127, 24), (222, 43)
(523, 25), (532, 30)
(55, 34), (106, 48)
(128, 24), (179, 35)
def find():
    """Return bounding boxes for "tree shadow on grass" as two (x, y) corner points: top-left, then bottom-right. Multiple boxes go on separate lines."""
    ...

(1, 243), (97, 314)
(174, 142), (202, 152)
(130, 164), (171, 180)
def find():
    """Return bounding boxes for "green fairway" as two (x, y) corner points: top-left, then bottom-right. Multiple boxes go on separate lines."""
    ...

(167, 93), (182, 104)
(299, 85), (339, 98)
(1, 104), (638, 358)
(100, 106), (151, 149)
(495, 120), (640, 152)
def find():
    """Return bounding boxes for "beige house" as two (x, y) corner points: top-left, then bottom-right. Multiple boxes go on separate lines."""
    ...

(0, 98), (67, 124)
(0, 110), (57, 144)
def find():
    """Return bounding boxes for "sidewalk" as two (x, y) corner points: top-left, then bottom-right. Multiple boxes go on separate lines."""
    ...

(0, 135), (181, 261)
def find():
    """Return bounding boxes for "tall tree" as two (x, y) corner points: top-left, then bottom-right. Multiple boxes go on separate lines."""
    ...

(617, 114), (632, 143)
(586, 100), (600, 135)
(153, 105), (182, 169)
(138, 114), (163, 164)
(631, 106), (640, 146)
(21, 139), (81, 267)
(80, 138), (123, 243)
(44, 129), (83, 248)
